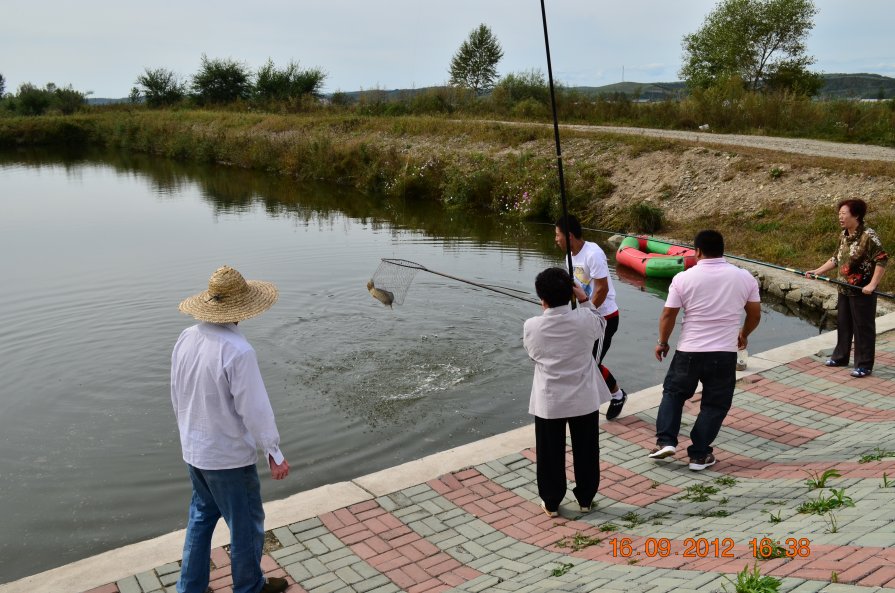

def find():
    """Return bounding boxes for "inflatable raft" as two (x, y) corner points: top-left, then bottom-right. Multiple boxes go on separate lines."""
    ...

(616, 236), (697, 278)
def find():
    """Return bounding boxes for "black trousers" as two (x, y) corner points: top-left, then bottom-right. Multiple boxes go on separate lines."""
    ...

(591, 314), (619, 391)
(831, 292), (877, 369)
(535, 410), (600, 512)
(655, 351), (737, 459)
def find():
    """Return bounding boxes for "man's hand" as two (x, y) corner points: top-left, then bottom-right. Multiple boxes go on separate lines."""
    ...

(737, 332), (748, 350)
(269, 455), (290, 480)
(862, 284), (877, 295)
(655, 343), (670, 362)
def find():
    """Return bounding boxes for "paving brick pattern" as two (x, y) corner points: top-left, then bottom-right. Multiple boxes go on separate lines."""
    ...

(83, 333), (895, 593)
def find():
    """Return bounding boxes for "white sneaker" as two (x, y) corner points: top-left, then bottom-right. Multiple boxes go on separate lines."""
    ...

(648, 445), (676, 459)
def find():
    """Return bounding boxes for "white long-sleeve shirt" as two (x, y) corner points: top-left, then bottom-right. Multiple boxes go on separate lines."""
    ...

(523, 301), (612, 419)
(171, 322), (284, 470)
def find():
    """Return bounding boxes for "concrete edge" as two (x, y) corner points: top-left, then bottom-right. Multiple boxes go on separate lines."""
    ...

(6, 311), (895, 593)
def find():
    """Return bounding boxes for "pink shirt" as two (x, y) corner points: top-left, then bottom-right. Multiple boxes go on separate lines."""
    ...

(665, 258), (760, 353)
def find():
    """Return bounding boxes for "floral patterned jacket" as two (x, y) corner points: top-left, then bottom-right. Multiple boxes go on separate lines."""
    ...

(831, 225), (888, 294)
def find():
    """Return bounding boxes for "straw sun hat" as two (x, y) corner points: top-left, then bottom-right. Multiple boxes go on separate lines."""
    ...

(179, 266), (278, 323)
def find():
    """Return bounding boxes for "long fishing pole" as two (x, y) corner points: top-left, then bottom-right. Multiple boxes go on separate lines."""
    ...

(539, 0), (575, 308)
(573, 224), (895, 300)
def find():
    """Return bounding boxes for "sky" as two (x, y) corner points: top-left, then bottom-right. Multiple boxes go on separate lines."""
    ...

(2, 0), (893, 98)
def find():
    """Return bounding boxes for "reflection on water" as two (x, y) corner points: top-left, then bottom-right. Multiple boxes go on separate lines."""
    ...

(0, 146), (822, 584)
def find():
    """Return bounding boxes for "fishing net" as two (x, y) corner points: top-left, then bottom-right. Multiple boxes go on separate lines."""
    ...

(368, 258), (540, 307)
(369, 258), (424, 306)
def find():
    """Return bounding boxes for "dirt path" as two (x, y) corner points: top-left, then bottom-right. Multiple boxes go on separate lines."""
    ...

(562, 124), (895, 162)
(490, 119), (895, 162)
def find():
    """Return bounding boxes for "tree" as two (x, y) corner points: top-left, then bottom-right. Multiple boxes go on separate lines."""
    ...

(0, 73), (5, 96)
(14, 83), (53, 115)
(191, 54), (252, 105)
(53, 84), (87, 115)
(680, 0), (820, 94)
(136, 67), (185, 107)
(449, 24), (504, 95)
(254, 59), (327, 102)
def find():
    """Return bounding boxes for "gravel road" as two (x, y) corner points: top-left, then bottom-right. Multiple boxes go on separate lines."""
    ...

(561, 124), (895, 162)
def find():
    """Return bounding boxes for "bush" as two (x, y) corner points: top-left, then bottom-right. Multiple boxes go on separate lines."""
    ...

(136, 68), (185, 107)
(192, 55), (252, 105)
(254, 59), (326, 103)
(491, 70), (549, 112)
(627, 201), (664, 233)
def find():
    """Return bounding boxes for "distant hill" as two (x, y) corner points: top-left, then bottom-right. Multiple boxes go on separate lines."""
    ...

(819, 73), (895, 99)
(87, 97), (132, 105)
(570, 74), (895, 101)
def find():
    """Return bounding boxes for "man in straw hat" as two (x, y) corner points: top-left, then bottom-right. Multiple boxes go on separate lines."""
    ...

(171, 265), (290, 593)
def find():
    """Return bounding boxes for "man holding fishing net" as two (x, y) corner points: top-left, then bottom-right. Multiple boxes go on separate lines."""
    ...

(554, 215), (628, 420)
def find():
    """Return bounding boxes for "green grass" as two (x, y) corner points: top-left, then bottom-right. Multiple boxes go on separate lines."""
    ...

(555, 532), (602, 551)
(724, 563), (782, 593)
(797, 488), (855, 514)
(621, 511), (646, 528)
(805, 468), (841, 490)
(551, 562), (574, 577)
(679, 484), (721, 502)
(859, 448), (895, 463)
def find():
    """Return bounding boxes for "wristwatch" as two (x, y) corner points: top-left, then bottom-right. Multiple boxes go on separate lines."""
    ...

(657, 339), (669, 347)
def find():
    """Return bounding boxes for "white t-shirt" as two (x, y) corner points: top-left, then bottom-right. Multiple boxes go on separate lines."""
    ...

(571, 241), (618, 317)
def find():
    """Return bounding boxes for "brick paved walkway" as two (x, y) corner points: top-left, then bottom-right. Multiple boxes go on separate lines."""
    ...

(31, 331), (895, 593)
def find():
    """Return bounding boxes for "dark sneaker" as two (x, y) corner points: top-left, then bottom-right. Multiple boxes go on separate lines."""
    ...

(260, 577), (289, 593)
(606, 390), (627, 420)
(824, 359), (843, 367)
(688, 454), (717, 471)
(851, 367), (872, 378)
(648, 445), (676, 459)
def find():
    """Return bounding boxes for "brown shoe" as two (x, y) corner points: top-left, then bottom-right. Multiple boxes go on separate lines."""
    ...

(259, 577), (289, 593)
(647, 445), (676, 459)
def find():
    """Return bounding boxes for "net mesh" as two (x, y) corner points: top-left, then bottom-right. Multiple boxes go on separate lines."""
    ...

(369, 259), (424, 306)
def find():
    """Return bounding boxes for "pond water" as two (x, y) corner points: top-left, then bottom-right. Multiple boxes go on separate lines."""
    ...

(0, 148), (820, 583)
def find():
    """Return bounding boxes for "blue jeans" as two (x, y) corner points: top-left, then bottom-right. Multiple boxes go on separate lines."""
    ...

(655, 351), (737, 459)
(178, 464), (265, 593)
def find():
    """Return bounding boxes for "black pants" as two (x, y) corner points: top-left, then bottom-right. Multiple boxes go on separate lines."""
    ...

(535, 410), (600, 511)
(655, 351), (737, 459)
(591, 314), (619, 391)
(831, 292), (877, 369)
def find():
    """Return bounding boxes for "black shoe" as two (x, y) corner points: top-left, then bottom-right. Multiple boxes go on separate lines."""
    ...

(259, 577), (289, 593)
(851, 367), (872, 378)
(824, 359), (843, 367)
(606, 390), (627, 420)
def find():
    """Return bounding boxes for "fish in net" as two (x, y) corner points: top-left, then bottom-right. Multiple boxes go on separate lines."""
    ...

(366, 258), (540, 308)
(367, 259), (425, 307)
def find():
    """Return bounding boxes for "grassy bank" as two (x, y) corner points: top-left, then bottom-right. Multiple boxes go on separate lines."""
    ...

(2, 109), (893, 293)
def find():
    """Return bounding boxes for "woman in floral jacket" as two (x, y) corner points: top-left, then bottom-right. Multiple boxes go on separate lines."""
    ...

(806, 199), (888, 378)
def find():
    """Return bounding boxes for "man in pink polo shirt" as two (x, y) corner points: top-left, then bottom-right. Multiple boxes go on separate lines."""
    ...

(649, 230), (761, 471)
